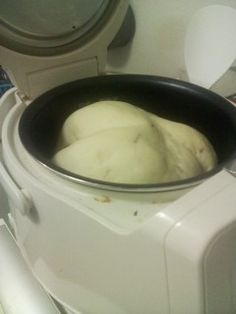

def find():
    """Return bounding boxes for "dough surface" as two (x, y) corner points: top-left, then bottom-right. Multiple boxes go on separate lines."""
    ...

(53, 100), (217, 184)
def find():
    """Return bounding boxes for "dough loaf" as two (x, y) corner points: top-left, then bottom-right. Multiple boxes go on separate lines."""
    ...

(53, 100), (217, 184)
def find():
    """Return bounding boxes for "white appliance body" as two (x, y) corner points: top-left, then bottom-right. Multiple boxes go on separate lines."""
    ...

(1, 1), (236, 314)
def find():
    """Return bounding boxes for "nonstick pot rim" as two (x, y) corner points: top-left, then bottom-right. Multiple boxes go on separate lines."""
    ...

(18, 74), (236, 193)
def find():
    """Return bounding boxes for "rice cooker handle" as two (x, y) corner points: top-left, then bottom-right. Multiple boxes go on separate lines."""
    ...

(0, 161), (32, 215)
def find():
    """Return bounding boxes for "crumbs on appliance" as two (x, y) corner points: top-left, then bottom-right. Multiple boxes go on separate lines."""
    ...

(94, 195), (111, 203)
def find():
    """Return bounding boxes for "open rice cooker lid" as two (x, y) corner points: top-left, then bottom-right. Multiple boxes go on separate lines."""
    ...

(0, 0), (130, 98)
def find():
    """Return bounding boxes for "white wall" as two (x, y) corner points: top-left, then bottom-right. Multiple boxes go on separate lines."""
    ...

(107, 0), (236, 96)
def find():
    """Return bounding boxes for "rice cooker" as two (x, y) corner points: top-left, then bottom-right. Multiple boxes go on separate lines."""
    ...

(1, 1), (236, 314)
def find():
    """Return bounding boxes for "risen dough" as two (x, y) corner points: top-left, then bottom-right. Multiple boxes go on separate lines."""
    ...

(53, 100), (217, 184)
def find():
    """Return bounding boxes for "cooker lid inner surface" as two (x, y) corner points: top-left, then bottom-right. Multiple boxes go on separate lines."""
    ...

(0, 0), (113, 55)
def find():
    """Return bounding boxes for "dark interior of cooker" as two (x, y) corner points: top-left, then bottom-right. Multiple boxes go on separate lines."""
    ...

(19, 75), (236, 185)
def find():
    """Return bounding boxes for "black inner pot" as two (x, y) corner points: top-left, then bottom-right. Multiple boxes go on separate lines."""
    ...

(18, 75), (236, 191)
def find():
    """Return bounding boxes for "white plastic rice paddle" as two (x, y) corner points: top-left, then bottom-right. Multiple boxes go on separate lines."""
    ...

(184, 5), (236, 89)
